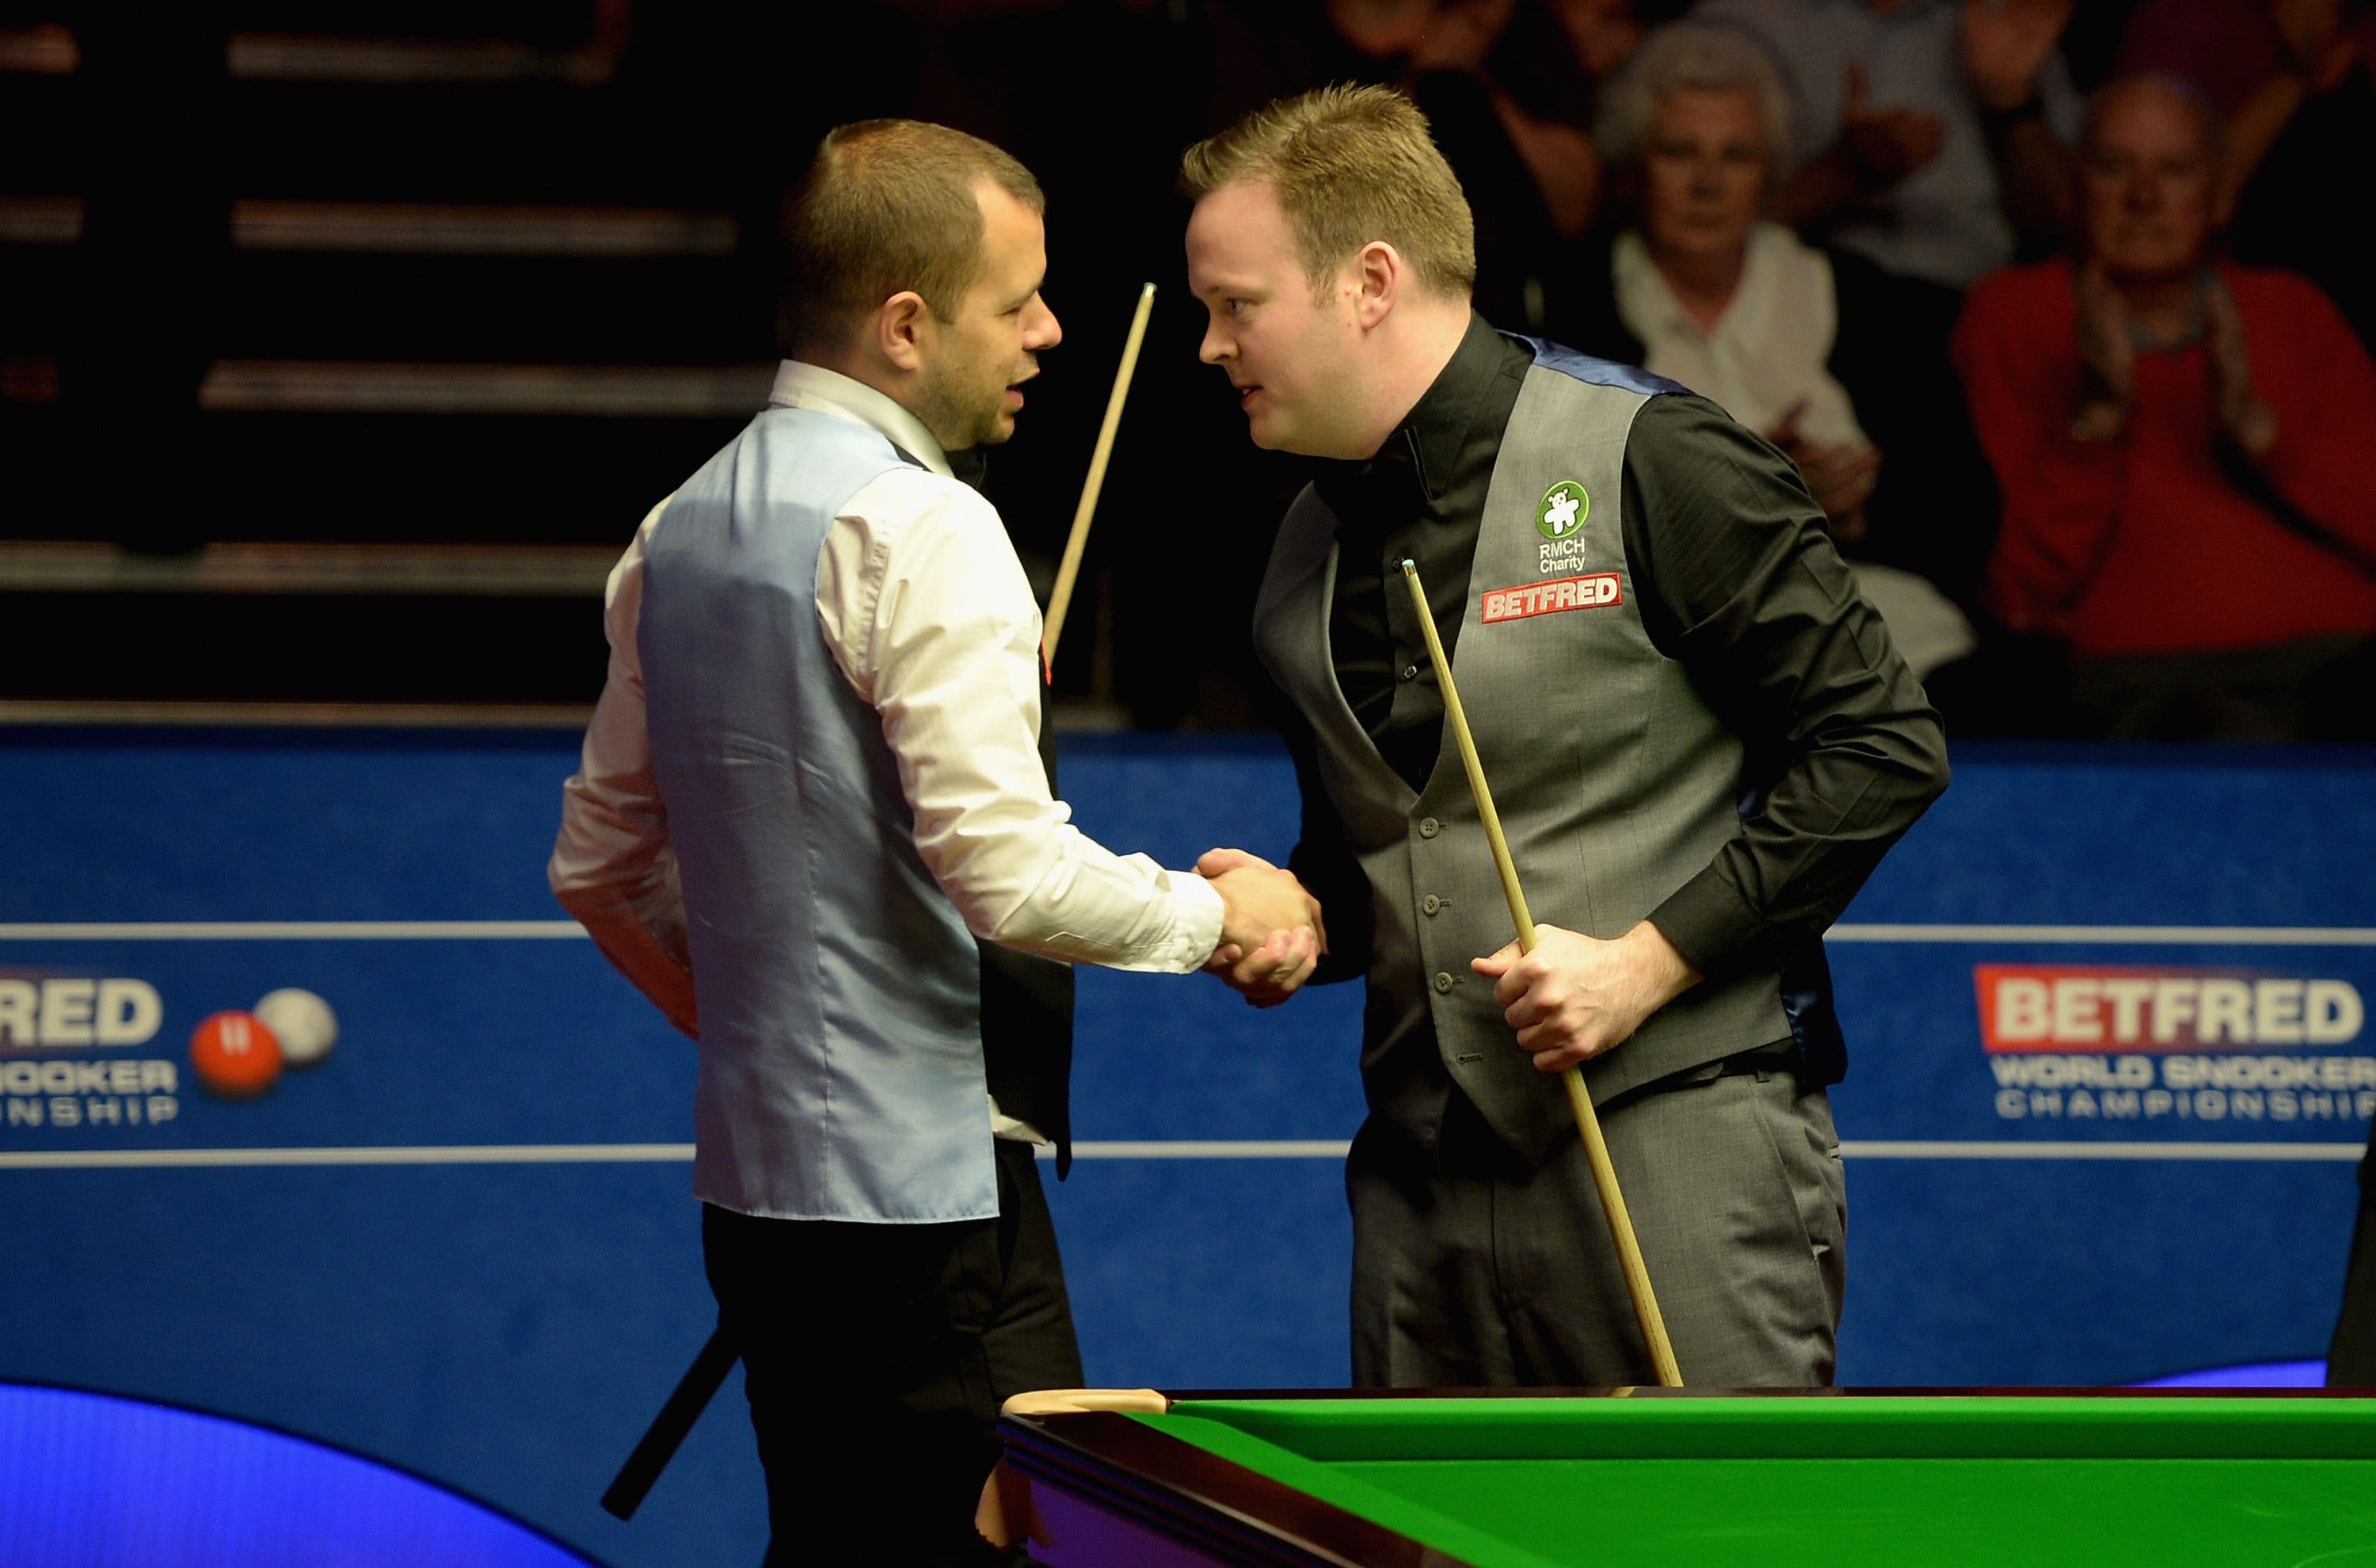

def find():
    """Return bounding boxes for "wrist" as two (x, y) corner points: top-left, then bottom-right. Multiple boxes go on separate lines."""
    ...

(1624, 920), (1700, 1007)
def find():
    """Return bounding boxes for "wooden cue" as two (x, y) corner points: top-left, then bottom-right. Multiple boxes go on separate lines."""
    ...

(1043, 280), (1156, 664)
(1397, 559), (1685, 1388)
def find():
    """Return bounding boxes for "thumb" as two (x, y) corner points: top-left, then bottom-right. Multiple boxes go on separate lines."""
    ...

(1197, 847), (1266, 877)
(1470, 939), (1521, 977)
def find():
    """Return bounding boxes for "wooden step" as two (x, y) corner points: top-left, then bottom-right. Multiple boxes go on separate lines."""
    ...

(0, 539), (616, 596)
(196, 360), (772, 417)
(0, 25), (621, 85)
(2, 359), (771, 417)
(0, 197), (737, 257)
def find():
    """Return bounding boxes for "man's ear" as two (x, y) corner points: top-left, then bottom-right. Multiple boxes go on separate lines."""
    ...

(876, 291), (931, 372)
(1350, 241), (1403, 330)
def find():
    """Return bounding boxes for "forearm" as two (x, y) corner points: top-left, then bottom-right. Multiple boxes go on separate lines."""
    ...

(835, 472), (1228, 976)
(956, 822), (1224, 974)
(2249, 294), (2376, 556)
(553, 872), (699, 1037)
(1989, 115), (2071, 255)
(1649, 696), (1946, 975)
(1981, 437), (2127, 631)
(1776, 143), (1865, 236)
(2226, 73), (2312, 198)
(1625, 398), (1949, 976)
(551, 500), (697, 1033)
(1953, 295), (2127, 628)
(550, 786), (698, 1036)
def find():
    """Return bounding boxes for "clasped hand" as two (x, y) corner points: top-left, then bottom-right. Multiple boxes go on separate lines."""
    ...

(1198, 848), (1326, 1007)
(1471, 922), (1700, 1072)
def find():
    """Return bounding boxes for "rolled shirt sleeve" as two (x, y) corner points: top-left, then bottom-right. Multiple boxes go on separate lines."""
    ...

(818, 466), (1224, 973)
(549, 497), (700, 1037)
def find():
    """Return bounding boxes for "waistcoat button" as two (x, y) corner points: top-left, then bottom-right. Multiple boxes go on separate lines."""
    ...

(1422, 894), (1442, 915)
(1433, 971), (1455, 994)
(1418, 817), (1439, 839)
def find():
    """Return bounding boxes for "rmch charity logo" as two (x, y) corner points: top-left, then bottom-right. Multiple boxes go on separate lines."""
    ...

(1973, 965), (2373, 1128)
(2, 972), (340, 1133)
(1536, 480), (1589, 541)
(1533, 480), (1595, 577)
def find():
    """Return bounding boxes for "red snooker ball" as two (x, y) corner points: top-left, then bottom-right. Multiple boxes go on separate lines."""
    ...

(189, 1010), (284, 1098)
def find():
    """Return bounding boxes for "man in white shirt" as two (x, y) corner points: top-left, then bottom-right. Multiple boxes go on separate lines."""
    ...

(550, 119), (1319, 1566)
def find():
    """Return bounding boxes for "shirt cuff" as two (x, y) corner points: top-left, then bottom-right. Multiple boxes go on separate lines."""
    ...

(1646, 867), (1764, 980)
(1169, 870), (1226, 969)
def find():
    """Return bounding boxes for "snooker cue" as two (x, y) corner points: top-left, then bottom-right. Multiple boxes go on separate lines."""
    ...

(1397, 560), (1685, 1389)
(1042, 280), (1156, 664)
(600, 1325), (739, 1519)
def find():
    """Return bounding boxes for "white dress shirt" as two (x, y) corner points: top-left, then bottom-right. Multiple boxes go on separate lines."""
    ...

(550, 361), (1225, 1137)
(1613, 222), (1871, 451)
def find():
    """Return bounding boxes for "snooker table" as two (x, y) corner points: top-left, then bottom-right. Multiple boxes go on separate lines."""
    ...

(996, 1388), (2376, 1566)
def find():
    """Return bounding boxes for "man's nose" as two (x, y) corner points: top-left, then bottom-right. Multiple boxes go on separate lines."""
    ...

(1027, 298), (1061, 351)
(1198, 319), (1228, 365)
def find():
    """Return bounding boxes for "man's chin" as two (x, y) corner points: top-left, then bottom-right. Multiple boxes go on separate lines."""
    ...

(952, 418), (1016, 455)
(1247, 415), (1333, 459)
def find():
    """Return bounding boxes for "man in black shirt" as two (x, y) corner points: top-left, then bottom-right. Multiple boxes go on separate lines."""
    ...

(1181, 85), (1950, 1386)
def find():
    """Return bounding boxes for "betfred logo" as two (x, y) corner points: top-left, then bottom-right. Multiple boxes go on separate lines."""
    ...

(1976, 965), (2364, 1052)
(0, 978), (162, 1048)
(1481, 573), (1622, 623)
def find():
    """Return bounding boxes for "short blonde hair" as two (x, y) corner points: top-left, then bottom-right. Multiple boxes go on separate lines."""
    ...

(779, 119), (1043, 354)
(1179, 84), (1476, 299)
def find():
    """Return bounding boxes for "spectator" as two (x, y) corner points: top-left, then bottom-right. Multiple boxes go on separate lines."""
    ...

(1690, 0), (2083, 288)
(1578, 23), (1989, 677)
(1954, 74), (2376, 740)
(2119, 0), (2376, 348)
(1334, 0), (1645, 337)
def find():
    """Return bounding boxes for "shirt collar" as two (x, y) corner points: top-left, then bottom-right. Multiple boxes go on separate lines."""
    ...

(1369, 311), (1514, 512)
(767, 360), (954, 478)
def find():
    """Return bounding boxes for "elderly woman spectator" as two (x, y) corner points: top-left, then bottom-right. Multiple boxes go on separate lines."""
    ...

(1576, 22), (1993, 680)
(1954, 74), (2376, 740)
(1689, 0), (2084, 290)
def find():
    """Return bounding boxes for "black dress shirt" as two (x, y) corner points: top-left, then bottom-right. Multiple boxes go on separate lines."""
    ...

(1287, 313), (1948, 991)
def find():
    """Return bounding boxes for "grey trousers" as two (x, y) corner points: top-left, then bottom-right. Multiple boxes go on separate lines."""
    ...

(1349, 1060), (1846, 1388)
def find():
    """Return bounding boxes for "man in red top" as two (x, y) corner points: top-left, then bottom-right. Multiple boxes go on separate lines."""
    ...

(1953, 73), (2376, 740)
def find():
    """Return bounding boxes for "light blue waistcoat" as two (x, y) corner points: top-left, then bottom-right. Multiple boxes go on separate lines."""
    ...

(640, 407), (995, 1223)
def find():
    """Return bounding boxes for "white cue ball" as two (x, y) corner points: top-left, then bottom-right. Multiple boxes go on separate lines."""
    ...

(253, 988), (338, 1068)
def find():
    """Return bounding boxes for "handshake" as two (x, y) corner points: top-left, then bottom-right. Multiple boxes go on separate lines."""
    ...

(1196, 847), (1326, 1009)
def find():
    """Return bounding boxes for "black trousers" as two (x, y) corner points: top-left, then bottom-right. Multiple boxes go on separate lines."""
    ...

(702, 1140), (1083, 1566)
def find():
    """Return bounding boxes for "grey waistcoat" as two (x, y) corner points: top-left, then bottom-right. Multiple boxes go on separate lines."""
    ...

(1253, 344), (1792, 1165)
